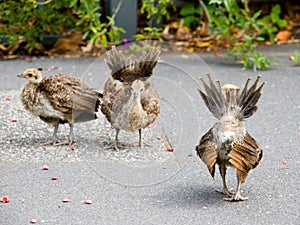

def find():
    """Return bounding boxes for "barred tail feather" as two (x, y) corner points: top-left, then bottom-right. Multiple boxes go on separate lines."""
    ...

(105, 46), (160, 82)
(197, 73), (226, 119)
(238, 75), (266, 119)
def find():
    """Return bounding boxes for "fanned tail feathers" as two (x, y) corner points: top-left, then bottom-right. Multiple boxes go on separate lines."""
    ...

(105, 46), (160, 82)
(197, 74), (266, 120)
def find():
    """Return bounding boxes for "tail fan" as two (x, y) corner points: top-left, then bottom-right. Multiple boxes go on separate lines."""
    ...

(105, 46), (160, 82)
(197, 74), (265, 120)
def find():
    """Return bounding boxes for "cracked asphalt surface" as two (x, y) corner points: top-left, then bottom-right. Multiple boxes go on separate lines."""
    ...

(0, 43), (299, 224)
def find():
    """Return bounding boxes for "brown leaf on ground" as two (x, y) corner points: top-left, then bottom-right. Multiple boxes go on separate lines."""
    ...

(47, 31), (83, 55)
(276, 31), (292, 41)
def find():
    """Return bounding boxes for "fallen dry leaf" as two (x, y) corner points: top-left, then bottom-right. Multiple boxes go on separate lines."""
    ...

(276, 31), (291, 41)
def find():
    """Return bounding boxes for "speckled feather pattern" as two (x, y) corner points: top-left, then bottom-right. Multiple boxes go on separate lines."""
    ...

(101, 47), (160, 133)
(20, 73), (100, 125)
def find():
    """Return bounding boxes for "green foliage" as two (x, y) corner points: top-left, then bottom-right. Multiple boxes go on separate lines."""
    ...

(179, 2), (202, 28)
(134, 27), (163, 41)
(0, 0), (124, 53)
(141, 0), (176, 23)
(208, 0), (281, 70)
(259, 4), (287, 42)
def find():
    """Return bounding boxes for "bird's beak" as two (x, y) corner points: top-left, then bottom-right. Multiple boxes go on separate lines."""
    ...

(133, 92), (138, 98)
(17, 74), (24, 78)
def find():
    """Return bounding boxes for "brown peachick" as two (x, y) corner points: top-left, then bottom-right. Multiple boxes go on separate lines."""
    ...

(195, 74), (266, 201)
(18, 68), (102, 146)
(101, 46), (160, 150)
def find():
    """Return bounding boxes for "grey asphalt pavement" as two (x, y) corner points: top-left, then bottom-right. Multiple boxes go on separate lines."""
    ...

(0, 43), (299, 224)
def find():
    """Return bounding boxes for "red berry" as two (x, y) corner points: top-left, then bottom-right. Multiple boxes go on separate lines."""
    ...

(84, 199), (92, 204)
(30, 219), (37, 224)
(62, 198), (71, 203)
(166, 147), (174, 152)
(42, 165), (49, 170)
(1, 196), (10, 203)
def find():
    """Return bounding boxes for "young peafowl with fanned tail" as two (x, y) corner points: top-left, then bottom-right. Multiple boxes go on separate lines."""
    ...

(195, 74), (266, 201)
(101, 46), (160, 150)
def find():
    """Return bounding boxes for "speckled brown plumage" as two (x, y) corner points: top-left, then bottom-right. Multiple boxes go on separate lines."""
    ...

(101, 46), (160, 149)
(18, 68), (101, 145)
(195, 74), (265, 201)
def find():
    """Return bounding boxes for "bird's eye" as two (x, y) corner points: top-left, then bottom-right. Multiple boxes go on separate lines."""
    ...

(27, 73), (33, 77)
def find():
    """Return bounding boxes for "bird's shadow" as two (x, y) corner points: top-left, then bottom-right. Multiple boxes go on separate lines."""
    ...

(149, 183), (228, 208)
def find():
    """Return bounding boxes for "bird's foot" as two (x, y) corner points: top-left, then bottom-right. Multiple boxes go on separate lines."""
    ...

(39, 138), (73, 146)
(104, 141), (128, 151)
(215, 188), (233, 197)
(223, 192), (248, 202)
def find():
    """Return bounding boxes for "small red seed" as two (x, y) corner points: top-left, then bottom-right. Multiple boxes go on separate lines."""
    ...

(214, 51), (220, 57)
(1, 196), (10, 203)
(11, 119), (17, 122)
(130, 143), (135, 147)
(42, 165), (49, 170)
(110, 125), (114, 129)
(95, 136), (100, 140)
(71, 146), (76, 151)
(5, 96), (11, 101)
(156, 136), (161, 140)
(188, 152), (193, 156)
(50, 65), (57, 70)
(147, 124), (153, 128)
(30, 219), (37, 224)
(166, 147), (174, 152)
(51, 176), (58, 180)
(281, 161), (287, 165)
(62, 198), (71, 203)
(84, 199), (92, 204)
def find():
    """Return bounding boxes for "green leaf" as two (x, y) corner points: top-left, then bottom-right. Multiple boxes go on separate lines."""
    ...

(180, 3), (196, 16)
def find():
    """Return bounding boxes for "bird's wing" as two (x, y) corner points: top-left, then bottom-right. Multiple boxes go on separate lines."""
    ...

(39, 74), (100, 122)
(141, 81), (160, 125)
(105, 46), (160, 82)
(229, 132), (263, 183)
(195, 128), (218, 178)
(100, 77), (131, 124)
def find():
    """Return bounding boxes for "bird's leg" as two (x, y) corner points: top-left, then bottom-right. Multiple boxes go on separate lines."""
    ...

(139, 129), (143, 149)
(224, 174), (248, 201)
(115, 128), (120, 151)
(68, 123), (75, 143)
(40, 122), (60, 146)
(104, 127), (127, 150)
(53, 123), (74, 146)
(137, 128), (152, 148)
(216, 165), (233, 196)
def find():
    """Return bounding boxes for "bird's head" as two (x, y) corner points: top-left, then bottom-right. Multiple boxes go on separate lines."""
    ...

(18, 68), (43, 84)
(131, 80), (145, 98)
